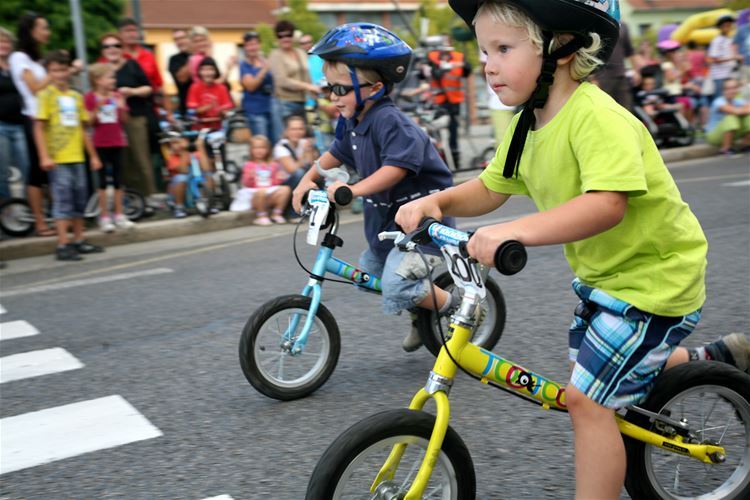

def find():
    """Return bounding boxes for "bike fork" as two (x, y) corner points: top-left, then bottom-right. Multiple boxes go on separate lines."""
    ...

(289, 281), (323, 354)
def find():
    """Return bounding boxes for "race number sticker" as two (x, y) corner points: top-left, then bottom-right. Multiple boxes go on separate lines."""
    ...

(97, 101), (118, 124)
(58, 96), (79, 127)
(306, 190), (329, 245)
(441, 245), (486, 299)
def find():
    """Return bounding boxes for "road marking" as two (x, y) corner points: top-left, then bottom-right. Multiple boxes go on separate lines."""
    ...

(0, 268), (174, 298)
(0, 320), (39, 341)
(723, 180), (750, 187)
(0, 395), (162, 475)
(0, 304), (5, 314)
(678, 173), (748, 184)
(201, 496), (234, 500)
(1, 348), (84, 384)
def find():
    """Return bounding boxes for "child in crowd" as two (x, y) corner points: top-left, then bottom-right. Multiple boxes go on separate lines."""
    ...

(292, 24), (457, 352)
(395, 1), (748, 498)
(186, 57), (233, 131)
(705, 78), (750, 154)
(34, 50), (104, 261)
(230, 135), (290, 226)
(84, 62), (133, 232)
(273, 114), (317, 220)
(163, 133), (214, 218)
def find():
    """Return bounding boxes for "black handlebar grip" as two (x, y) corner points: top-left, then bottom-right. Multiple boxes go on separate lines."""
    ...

(334, 186), (353, 206)
(301, 191), (310, 206)
(494, 240), (527, 275)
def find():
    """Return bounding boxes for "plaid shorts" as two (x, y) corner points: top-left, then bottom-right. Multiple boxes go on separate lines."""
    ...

(568, 279), (701, 409)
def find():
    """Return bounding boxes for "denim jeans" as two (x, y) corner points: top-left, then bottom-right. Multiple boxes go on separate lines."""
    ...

(0, 121), (30, 199)
(49, 163), (88, 219)
(278, 100), (306, 121)
(245, 111), (280, 145)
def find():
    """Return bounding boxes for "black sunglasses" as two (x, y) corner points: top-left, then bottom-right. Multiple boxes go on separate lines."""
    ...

(276, 32), (293, 39)
(102, 43), (122, 49)
(324, 83), (372, 97)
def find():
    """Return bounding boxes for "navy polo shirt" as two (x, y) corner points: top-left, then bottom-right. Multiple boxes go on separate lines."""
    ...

(329, 97), (454, 261)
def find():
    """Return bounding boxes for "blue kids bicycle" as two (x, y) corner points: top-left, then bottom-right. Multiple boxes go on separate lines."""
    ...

(238, 167), (507, 401)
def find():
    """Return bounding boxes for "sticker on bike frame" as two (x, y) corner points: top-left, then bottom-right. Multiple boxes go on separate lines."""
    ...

(307, 190), (330, 245)
(429, 224), (468, 247)
(441, 245), (486, 298)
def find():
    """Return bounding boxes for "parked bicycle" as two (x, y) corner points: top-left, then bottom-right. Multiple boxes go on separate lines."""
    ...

(305, 219), (750, 499)
(238, 168), (507, 401)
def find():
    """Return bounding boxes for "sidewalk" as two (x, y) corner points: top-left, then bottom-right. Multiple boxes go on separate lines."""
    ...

(0, 139), (718, 262)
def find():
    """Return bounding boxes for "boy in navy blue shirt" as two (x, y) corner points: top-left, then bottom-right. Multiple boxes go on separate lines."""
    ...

(292, 23), (457, 351)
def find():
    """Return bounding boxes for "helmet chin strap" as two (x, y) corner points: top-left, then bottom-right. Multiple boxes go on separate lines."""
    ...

(502, 33), (587, 178)
(335, 67), (388, 140)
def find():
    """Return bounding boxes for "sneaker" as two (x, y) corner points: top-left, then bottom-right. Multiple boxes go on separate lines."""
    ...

(271, 213), (287, 224)
(254, 215), (272, 226)
(210, 207), (220, 215)
(402, 313), (423, 352)
(73, 240), (104, 254)
(174, 207), (188, 219)
(723, 333), (750, 373)
(56, 244), (82, 261)
(98, 216), (115, 233)
(113, 214), (135, 229)
(719, 148), (738, 156)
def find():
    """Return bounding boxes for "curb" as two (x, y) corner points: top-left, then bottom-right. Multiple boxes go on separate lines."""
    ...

(0, 143), (719, 262)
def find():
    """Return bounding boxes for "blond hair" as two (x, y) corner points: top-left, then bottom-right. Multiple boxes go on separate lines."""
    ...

(322, 61), (382, 86)
(250, 135), (273, 162)
(190, 26), (209, 39)
(0, 27), (15, 44)
(88, 62), (115, 88)
(476, 1), (603, 81)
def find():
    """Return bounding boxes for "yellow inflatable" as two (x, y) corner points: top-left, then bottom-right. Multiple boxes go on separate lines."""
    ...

(671, 8), (735, 44)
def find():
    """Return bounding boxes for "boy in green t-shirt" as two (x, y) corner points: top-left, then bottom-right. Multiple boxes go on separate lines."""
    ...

(396, 1), (749, 498)
(34, 50), (104, 261)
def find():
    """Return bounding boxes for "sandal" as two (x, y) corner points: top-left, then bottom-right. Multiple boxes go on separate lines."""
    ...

(35, 227), (57, 237)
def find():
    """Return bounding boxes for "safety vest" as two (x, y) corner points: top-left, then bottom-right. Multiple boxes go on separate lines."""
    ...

(428, 50), (465, 105)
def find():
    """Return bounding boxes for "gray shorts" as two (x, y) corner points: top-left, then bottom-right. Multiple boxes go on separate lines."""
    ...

(49, 162), (88, 219)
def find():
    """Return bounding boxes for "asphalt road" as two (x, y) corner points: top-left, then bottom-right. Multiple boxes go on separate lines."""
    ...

(0, 155), (748, 499)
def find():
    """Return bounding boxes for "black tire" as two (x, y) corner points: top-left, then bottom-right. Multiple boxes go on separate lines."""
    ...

(0, 198), (35, 237)
(123, 188), (146, 221)
(415, 271), (506, 357)
(470, 145), (497, 170)
(624, 361), (750, 500)
(306, 409), (475, 499)
(239, 294), (341, 401)
(218, 175), (231, 211)
(195, 182), (213, 218)
(669, 128), (696, 148)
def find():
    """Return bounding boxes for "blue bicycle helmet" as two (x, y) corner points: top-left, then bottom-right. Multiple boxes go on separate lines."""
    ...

(310, 23), (413, 84)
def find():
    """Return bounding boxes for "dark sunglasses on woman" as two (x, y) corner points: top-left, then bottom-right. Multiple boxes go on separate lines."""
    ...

(102, 43), (122, 49)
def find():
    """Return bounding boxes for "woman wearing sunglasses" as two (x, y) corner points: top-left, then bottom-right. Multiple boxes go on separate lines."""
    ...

(267, 20), (321, 122)
(100, 32), (156, 200)
(291, 23), (457, 353)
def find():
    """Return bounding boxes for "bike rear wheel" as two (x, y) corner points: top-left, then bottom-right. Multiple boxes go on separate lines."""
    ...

(239, 294), (341, 401)
(624, 361), (750, 500)
(0, 198), (35, 237)
(123, 188), (146, 221)
(306, 409), (475, 500)
(415, 272), (506, 357)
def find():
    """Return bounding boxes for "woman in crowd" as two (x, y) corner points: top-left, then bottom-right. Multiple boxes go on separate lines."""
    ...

(0, 28), (28, 203)
(239, 31), (280, 144)
(100, 33), (157, 199)
(9, 12), (53, 236)
(268, 20), (320, 121)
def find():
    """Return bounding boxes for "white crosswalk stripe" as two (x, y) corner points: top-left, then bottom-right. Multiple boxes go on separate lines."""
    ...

(0, 304), (6, 314)
(0, 395), (163, 475)
(0, 320), (39, 341)
(1, 347), (84, 384)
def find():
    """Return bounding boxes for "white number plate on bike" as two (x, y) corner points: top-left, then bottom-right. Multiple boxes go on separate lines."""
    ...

(306, 190), (330, 245)
(441, 245), (486, 299)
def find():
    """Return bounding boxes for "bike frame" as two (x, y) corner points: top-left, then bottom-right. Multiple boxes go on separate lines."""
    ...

(370, 225), (728, 499)
(290, 211), (383, 354)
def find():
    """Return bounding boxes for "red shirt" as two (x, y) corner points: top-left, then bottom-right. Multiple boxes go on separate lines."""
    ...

(84, 91), (128, 148)
(242, 161), (282, 188)
(125, 47), (163, 90)
(186, 80), (233, 130)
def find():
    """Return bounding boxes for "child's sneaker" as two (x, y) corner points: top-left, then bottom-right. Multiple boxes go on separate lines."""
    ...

(73, 240), (104, 254)
(723, 333), (750, 373)
(56, 244), (82, 261)
(98, 216), (115, 233)
(271, 211), (287, 224)
(402, 313), (423, 352)
(174, 207), (188, 219)
(113, 214), (135, 229)
(254, 214), (272, 226)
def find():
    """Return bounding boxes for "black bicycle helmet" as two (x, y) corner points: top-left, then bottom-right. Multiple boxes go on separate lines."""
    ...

(449, 0), (622, 178)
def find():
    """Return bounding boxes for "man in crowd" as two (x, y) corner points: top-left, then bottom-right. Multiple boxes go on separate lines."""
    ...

(168, 28), (192, 116)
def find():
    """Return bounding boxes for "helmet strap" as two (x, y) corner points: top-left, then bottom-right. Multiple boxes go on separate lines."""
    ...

(502, 33), (587, 179)
(335, 67), (388, 140)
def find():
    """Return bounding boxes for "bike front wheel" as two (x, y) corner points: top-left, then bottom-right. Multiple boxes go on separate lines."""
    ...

(238, 294), (341, 401)
(0, 198), (34, 237)
(306, 409), (475, 500)
(624, 361), (750, 500)
(415, 272), (506, 357)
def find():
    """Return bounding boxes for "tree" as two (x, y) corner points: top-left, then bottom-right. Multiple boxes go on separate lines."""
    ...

(280, 0), (326, 40)
(0, 0), (124, 61)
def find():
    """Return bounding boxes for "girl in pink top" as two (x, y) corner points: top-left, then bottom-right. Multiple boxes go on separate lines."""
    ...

(229, 135), (291, 226)
(84, 62), (131, 232)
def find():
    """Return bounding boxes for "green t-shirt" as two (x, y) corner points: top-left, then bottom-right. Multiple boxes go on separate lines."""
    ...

(480, 82), (706, 316)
